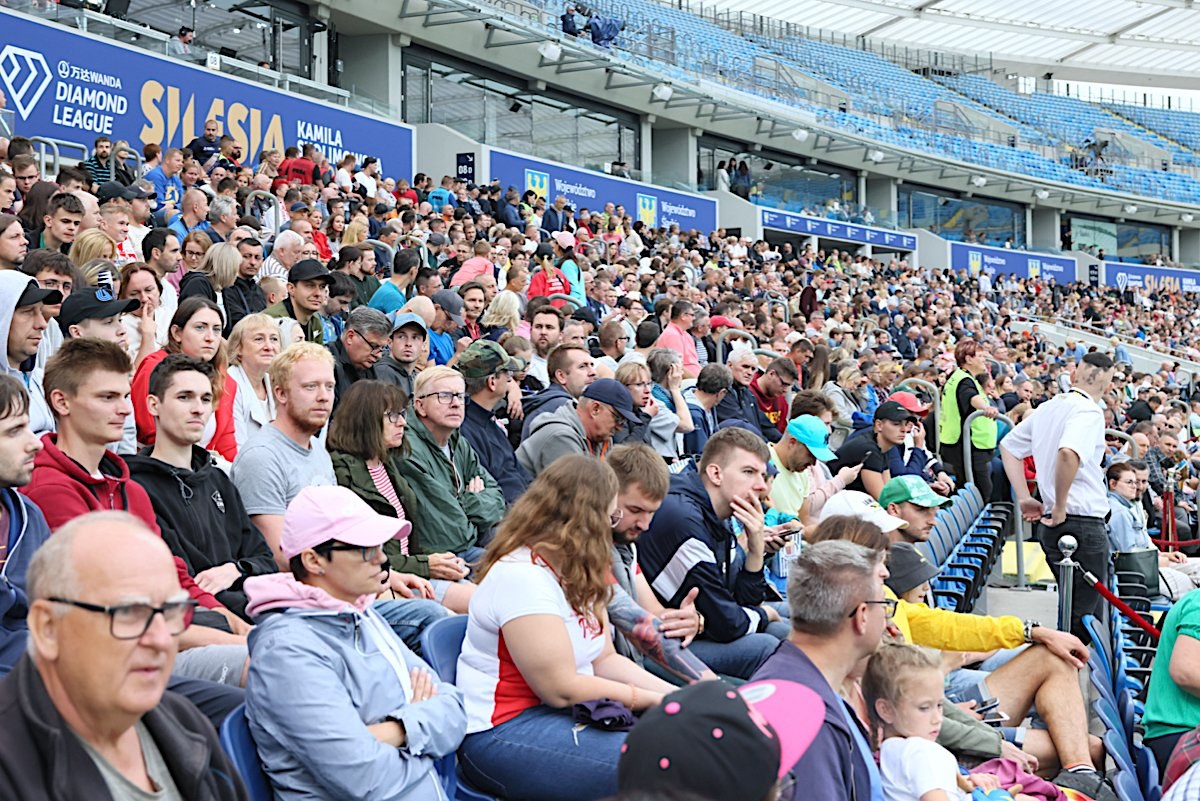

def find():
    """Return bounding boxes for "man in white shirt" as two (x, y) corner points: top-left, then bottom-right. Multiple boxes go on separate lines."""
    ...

(1001, 352), (1116, 640)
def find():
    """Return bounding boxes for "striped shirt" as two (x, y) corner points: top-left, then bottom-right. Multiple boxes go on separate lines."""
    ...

(81, 156), (112, 186)
(367, 461), (409, 553)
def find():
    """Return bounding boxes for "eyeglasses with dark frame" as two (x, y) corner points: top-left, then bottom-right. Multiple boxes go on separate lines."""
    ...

(419, 391), (467, 405)
(322, 543), (386, 563)
(48, 596), (197, 640)
(352, 328), (389, 355)
(849, 598), (897, 619)
(384, 409), (407, 425)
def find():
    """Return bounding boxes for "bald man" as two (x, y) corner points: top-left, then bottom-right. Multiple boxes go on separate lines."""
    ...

(0, 512), (244, 799)
(167, 188), (212, 241)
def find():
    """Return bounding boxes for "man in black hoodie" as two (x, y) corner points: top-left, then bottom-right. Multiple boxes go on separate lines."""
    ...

(128, 354), (276, 620)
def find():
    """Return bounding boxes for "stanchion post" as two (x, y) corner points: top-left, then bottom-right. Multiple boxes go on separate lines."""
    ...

(1056, 535), (1077, 633)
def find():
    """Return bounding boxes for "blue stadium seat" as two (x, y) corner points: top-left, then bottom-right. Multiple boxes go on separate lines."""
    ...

(218, 704), (274, 801)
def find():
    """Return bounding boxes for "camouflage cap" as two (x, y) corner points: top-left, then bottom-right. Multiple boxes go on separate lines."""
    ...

(455, 339), (521, 380)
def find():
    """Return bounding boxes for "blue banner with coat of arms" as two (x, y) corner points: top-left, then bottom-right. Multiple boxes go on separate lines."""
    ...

(949, 241), (1076, 282)
(489, 148), (717, 232)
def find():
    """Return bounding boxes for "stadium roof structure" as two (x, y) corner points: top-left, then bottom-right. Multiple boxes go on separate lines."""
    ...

(702, 0), (1200, 77)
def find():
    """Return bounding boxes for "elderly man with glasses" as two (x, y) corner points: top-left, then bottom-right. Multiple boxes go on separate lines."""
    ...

(396, 366), (506, 570)
(0, 511), (244, 800)
(517, 377), (640, 477)
(328, 306), (392, 408)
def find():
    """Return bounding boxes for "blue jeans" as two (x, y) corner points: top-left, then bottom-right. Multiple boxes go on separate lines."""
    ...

(687, 622), (787, 680)
(460, 705), (623, 801)
(458, 545), (487, 577)
(372, 598), (450, 655)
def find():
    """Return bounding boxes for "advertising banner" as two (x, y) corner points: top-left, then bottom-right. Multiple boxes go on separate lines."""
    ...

(1104, 262), (1200, 295)
(949, 241), (1075, 282)
(488, 148), (718, 232)
(760, 208), (917, 251)
(0, 10), (414, 175)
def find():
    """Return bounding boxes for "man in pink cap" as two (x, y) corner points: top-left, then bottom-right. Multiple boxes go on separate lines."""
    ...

(243, 485), (466, 801)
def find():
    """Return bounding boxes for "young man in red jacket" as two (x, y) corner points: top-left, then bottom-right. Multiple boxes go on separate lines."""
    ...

(21, 338), (251, 683)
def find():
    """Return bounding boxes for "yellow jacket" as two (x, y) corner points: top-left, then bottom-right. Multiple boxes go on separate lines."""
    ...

(888, 587), (1026, 651)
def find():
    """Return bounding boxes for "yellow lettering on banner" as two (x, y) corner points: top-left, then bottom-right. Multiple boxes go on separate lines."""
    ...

(138, 80), (287, 157)
(139, 81), (164, 144)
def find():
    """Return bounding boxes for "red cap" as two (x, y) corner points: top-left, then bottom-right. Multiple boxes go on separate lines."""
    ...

(887, 390), (930, 417)
(709, 315), (741, 330)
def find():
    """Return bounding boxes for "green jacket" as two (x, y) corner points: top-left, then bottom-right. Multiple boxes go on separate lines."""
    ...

(329, 449), (431, 578)
(938, 701), (1003, 758)
(395, 410), (506, 555)
(263, 299), (324, 345)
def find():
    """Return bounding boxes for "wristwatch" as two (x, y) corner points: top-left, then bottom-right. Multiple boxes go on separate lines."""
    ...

(1023, 620), (1041, 644)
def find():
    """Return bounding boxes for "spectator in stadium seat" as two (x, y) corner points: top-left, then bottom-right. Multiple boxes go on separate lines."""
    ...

(0, 214), (25, 271)
(683, 362), (732, 456)
(369, 248), (420, 315)
(80, 137), (113, 191)
(527, 242), (571, 310)
(1, 513), (244, 800)
(257, 229), (304, 283)
(145, 147), (184, 217)
(716, 349), (781, 443)
(457, 455), (675, 801)
(226, 313), (279, 450)
(222, 236), (267, 331)
(0, 272), (60, 435)
(877, 475), (951, 545)
(374, 311), (426, 398)
(264, 258), (332, 344)
(243, 485), (467, 801)
(525, 303), (564, 385)
(131, 298), (238, 462)
(456, 339), (532, 505)
(328, 306), (391, 406)
(750, 540), (885, 801)
(34, 192), (84, 255)
(654, 301), (701, 378)
(450, 240), (495, 288)
(521, 342), (596, 437)
(128, 355), (276, 621)
(606, 443), (717, 682)
(0, 375), (52, 677)
(428, 289), (467, 365)
(829, 400), (917, 499)
(178, 242), (237, 318)
(333, 245), (380, 310)
(397, 366), (505, 566)
(184, 119), (222, 166)
(232, 342), (337, 568)
(749, 357), (797, 436)
(637, 428), (789, 679)
(769, 414), (838, 516)
(519, 373), (636, 473)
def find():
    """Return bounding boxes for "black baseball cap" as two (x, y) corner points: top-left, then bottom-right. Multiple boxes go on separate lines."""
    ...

(874, 400), (918, 423)
(16, 281), (62, 308)
(97, 181), (153, 204)
(884, 542), (941, 596)
(58, 287), (140, 334)
(288, 259), (333, 286)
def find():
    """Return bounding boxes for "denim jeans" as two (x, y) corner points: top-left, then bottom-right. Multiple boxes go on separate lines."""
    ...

(459, 705), (624, 801)
(372, 598), (450, 656)
(1037, 515), (1110, 641)
(458, 545), (487, 577)
(687, 625), (787, 680)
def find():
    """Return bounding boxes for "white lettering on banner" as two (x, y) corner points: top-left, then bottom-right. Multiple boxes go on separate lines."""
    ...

(66, 64), (123, 88)
(660, 201), (696, 218)
(554, 179), (596, 199)
(296, 121), (343, 148)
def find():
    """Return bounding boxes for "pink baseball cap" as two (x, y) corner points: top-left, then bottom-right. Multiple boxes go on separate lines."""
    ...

(551, 230), (577, 250)
(280, 486), (411, 560)
(738, 680), (825, 778)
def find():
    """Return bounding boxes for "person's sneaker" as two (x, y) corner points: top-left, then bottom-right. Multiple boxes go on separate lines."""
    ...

(1051, 767), (1118, 801)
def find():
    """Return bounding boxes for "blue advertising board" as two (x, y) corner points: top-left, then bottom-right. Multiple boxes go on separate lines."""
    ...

(0, 10), (413, 176)
(949, 242), (1075, 282)
(488, 148), (717, 233)
(760, 208), (917, 251)
(1104, 262), (1200, 295)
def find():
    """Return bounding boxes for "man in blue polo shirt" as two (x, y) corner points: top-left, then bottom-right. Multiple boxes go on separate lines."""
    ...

(429, 289), (466, 365)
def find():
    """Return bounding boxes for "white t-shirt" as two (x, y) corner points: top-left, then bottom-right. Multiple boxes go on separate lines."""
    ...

(457, 546), (606, 733)
(879, 737), (966, 801)
(1001, 389), (1109, 517)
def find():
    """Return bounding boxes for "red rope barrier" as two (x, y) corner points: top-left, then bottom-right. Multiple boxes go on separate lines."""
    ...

(1150, 537), (1200, 547)
(1084, 570), (1162, 641)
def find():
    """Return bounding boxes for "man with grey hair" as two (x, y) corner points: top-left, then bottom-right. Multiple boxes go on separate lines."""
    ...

(329, 306), (392, 406)
(751, 539), (886, 801)
(0, 511), (244, 799)
(258, 229), (304, 282)
(206, 195), (238, 243)
(716, 348), (780, 442)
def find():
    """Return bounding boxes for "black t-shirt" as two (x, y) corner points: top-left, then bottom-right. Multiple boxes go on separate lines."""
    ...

(830, 435), (887, 494)
(955, 375), (979, 419)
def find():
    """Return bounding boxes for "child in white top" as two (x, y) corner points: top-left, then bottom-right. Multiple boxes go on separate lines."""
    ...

(863, 643), (1035, 801)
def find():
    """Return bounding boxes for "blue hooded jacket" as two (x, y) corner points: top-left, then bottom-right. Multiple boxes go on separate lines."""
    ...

(0, 488), (53, 677)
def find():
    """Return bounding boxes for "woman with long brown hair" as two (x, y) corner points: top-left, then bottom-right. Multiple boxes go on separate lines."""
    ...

(457, 454), (674, 801)
(130, 297), (239, 461)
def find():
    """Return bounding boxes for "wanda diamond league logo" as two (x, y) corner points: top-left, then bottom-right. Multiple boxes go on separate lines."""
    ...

(0, 44), (53, 120)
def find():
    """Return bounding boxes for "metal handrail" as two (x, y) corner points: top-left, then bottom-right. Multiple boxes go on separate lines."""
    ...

(961, 409), (1012, 488)
(245, 190), (283, 237)
(895, 377), (941, 457)
(364, 239), (398, 269)
(1105, 428), (1139, 459)
(765, 296), (789, 324)
(715, 329), (758, 362)
(108, 144), (144, 180)
(547, 293), (578, 311)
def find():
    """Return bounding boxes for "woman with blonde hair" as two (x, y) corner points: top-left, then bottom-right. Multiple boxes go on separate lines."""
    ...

(479, 290), (522, 341)
(131, 297), (239, 461)
(458, 454), (674, 801)
(342, 219), (369, 248)
(179, 242), (240, 333)
(68, 229), (117, 267)
(227, 313), (280, 448)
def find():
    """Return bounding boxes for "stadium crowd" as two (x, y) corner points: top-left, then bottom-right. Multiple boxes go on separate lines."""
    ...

(3, 124), (1200, 801)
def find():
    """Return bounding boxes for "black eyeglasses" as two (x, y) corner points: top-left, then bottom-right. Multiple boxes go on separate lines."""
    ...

(48, 597), (197, 640)
(384, 410), (406, 424)
(323, 543), (385, 562)
(419, 391), (467, 405)
(849, 598), (897, 619)
(353, 329), (389, 354)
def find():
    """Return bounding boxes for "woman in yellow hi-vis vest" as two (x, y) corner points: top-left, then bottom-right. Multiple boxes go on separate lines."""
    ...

(938, 339), (999, 500)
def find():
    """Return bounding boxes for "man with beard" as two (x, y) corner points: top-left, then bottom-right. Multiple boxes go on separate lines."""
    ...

(878, 475), (952, 545)
(769, 415), (838, 517)
(526, 305), (563, 387)
(232, 343), (337, 569)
